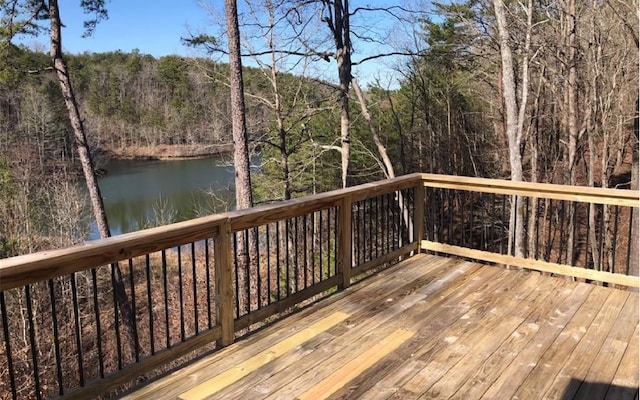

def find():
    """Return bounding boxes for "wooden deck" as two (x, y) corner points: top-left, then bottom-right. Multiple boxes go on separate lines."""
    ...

(122, 254), (639, 400)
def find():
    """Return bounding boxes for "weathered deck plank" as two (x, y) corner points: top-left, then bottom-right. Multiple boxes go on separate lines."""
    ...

(122, 254), (639, 400)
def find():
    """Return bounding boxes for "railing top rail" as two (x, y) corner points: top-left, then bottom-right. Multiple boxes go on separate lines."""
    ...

(421, 173), (640, 207)
(0, 173), (423, 291)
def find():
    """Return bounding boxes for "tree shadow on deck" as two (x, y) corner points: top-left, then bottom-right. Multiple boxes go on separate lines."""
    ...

(562, 378), (639, 399)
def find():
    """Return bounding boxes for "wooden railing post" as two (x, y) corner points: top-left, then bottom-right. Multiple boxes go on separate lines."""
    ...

(215, 221), (235, 346)
(338, 194), (353, 289)
(414, 181), (425, 253)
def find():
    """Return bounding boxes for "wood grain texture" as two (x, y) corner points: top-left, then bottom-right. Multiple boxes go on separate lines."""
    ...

(214, 221), (234, 346)
(298, 328), (415, 400)
(338, 194), (352, 289)
(179, 312), (349, 400)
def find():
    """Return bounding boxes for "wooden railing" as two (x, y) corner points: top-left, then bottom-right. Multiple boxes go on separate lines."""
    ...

(0, 173), (637, 399)
(420, 174), (640, 287)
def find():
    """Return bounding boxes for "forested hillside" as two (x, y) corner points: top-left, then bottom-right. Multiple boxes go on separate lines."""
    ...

(0, 0), (638, 258)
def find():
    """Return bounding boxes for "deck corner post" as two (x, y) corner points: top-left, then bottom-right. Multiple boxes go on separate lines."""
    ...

(214, 220), (235, 346)
(338, 194), (353, 289)
(414, 180), (425, 254)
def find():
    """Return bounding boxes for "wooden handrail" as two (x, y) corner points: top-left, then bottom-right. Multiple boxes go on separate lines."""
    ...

(421, 173), (640, 207)
(0, 173), (423, 292)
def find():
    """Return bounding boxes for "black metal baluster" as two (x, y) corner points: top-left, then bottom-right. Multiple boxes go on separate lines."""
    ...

(286, 219), (291, 296)
(266, 224), (272, 303)
(244, 230), (251, 314)
(354, 201), (360, 264)
(558, 201), (566, 264)
(500, 195), (507, 254)
(276, 221), (282, 299)
(368, 199), (373, 262)
(145, 255), (155, 355)
(192, 242), (198, 335)
(128, 259), (139, 362)
(382, 194), (387, 253)
(25, 285), (42, 399)
(611, 206), (620, 270)
(303, 214), (308, 288)
(545, 200), (553, 261)
(205, 239), (212, 329)
(294, 218), (299, 293)
(1, 292), (17, 399)
(319, 211), (324, 280)
(585, 205), (592, 269)
(534, 198), (540, 259)
(375, 196), (379, 259)
(627, 207), (634, 273)
(162, 250), (170, 348)
(70, 273), (84, 385)
(255, 227), (261, 308)
(597, 204), (605, 271)
(178, 246), (185, 341)
(233, 233), (240, 317)
(469, 191), (475, 249)
(334, 207), (339, 275)
(111, 263), (123, 370)
(448, 190), (454, 246)
(48, 279), (64, 395)
(91, 268), (105, 377)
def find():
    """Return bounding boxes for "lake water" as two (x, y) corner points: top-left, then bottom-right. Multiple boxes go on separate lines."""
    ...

(88, 157), (236, 239)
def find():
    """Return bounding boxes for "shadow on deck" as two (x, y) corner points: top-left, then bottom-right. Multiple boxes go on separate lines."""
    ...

(122, 254), (639, 400)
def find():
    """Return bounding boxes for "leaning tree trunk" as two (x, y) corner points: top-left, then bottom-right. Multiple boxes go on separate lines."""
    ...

(49, 0), (137, 352)
(352, 78), (413, 242)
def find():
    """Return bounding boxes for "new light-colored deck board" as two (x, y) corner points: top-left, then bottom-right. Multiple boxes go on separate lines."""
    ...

(123, 255), (639, 400)
(261, 262), (502, 400)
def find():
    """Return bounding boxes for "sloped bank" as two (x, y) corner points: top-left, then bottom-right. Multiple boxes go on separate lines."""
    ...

(104, 144), (234, 160)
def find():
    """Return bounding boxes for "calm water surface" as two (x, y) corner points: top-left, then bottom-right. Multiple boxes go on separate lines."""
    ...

(88, 157), (236, 239)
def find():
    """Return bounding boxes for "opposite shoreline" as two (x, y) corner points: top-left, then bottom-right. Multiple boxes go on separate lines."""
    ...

(102, 143), (234, 161)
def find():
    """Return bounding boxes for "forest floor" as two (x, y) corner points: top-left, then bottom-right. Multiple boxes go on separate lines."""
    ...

(104, 144), (234, 160)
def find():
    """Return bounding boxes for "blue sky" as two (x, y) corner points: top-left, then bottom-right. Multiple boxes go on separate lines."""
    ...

(54, 1), (208, 57)
(21, 1), (421, 87)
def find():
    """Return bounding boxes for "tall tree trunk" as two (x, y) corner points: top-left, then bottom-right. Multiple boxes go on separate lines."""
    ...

(630, 5), (639, 284)
(225, 0), (256, 312)
(493, 0), (525, 257)
(48, 0), (137, 352)
(225, 0), (253, 210)
(323, 0), (352, 188)
(630, 97), (639, 282)
(565, 0), (579, 266)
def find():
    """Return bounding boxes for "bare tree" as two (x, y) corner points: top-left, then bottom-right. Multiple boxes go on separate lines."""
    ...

(492, 0), (525, 257)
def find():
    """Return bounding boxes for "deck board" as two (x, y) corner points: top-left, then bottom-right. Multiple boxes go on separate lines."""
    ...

(122, 254), (639, 400)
